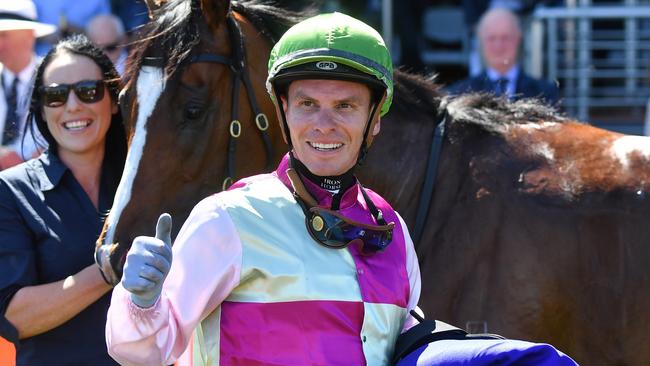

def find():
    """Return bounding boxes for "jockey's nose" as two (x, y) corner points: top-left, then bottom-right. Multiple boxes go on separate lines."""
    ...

(311, 107), (338, 132)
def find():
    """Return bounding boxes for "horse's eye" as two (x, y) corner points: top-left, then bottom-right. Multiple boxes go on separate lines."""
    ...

(184, 104), (204, 121)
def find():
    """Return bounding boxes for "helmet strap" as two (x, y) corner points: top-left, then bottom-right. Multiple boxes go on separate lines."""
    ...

(272, 86), (293, 148)
(357, 92), (385, 166)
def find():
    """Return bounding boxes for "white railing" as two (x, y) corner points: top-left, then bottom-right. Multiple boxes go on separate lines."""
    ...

(530, 2), (650, 124)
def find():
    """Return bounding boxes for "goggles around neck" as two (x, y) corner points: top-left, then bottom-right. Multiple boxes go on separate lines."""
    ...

(287, 168), (394, 255)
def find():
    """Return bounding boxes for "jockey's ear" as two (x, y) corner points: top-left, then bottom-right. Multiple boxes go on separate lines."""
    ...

(372, 118), (381, 136)
(280, 95), (288, 113)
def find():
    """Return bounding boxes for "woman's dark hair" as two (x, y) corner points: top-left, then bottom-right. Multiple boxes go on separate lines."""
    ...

(25, 34), (127, 187)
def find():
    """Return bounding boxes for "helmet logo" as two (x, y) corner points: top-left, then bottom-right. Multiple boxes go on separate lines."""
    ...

(316, 61), (338, 71)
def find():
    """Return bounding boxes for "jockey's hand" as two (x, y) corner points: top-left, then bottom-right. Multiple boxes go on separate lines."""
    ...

(121, 213), (173, 308)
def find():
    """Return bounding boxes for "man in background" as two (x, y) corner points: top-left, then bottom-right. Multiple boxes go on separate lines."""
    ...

(32, 0), (111, 55)
(86, 14), (128, 75)
(448, 7), (559, 105)
(0, 0), (56, 169)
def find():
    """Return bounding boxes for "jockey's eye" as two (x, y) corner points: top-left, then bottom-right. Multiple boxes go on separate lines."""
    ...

(298, 99), (315, 108)
(337, 102), (352, 110)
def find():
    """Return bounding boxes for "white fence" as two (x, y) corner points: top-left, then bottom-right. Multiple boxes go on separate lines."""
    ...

(530, 2), (650, 124)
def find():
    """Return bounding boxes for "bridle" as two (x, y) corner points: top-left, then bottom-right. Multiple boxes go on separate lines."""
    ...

(412, 112), (447, 246)
(142, 13), (274, 190)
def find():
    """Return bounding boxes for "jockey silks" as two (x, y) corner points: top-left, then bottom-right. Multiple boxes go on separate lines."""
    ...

(106, 154), (421, 366)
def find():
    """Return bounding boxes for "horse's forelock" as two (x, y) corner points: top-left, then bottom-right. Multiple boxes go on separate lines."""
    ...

(126, 0), (310, 85)
(125, 0), (199, 83)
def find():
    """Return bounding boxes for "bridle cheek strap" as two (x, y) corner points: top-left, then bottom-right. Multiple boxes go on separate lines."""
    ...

(187, 13), (274, 190)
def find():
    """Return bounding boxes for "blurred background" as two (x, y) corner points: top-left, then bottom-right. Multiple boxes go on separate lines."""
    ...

(6, 0), (650, 133)
(309, 0), (650, 135)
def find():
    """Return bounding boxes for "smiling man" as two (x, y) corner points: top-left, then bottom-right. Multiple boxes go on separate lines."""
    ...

(105, 12), (422, 366)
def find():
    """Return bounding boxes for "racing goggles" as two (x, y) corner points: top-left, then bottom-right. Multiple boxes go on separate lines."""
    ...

(40, 80), (106, 108)
(287, 168), (394, 254)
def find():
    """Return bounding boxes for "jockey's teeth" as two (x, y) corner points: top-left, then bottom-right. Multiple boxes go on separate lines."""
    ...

(64, 120), (91, 130)
(310, 142), (342, 151)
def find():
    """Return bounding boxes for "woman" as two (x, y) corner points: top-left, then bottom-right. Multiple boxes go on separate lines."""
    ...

(0, 34), (126, 365)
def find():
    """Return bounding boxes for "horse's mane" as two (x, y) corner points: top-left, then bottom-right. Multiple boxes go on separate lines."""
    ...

(386, 71), (565, 140)
(125, 0), (309, 82)
(390, 70), (444, 120)
(443, 93), (569, 135)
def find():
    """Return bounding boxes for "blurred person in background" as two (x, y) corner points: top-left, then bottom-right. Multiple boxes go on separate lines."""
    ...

(32, 0), (111, 55)
(86, 14), (128, 76)
(110, 0), (149, 33)
(448, 7), (559, 105)
(461, 0), (563, 75)
(0, 0), (56, 170)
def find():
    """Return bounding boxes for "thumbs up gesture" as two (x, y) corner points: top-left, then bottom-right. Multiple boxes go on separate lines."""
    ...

(122, 213), (173, 308)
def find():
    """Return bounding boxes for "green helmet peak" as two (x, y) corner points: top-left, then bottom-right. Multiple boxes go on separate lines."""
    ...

(267, 12), (394, 116)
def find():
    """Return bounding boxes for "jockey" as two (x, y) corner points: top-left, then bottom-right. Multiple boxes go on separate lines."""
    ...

(105, 12), (421, 366)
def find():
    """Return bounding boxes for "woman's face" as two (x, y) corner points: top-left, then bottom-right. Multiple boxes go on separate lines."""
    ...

(41, 52), (116, 159)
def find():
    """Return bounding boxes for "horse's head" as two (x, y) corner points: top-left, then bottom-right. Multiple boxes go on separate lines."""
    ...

(95, 0), (288, 285)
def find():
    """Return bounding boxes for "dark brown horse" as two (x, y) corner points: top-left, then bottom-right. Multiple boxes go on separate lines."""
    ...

(95, 1), (650, 364)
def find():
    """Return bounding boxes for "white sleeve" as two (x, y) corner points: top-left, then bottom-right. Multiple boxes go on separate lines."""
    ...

(396, 213), (422, 333)
(106, 194), (243, 366)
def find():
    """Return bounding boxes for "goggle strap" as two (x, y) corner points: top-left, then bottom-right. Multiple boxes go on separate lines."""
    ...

(287, 168), (318, 208)
(360, 186), (388, 226)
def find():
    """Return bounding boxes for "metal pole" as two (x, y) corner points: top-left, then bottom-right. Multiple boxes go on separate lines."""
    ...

(382, 0), (393, 56)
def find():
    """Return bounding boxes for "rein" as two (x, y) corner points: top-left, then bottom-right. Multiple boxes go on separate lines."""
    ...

(412, 111), (446, 246)
(142, 13), (274, 190)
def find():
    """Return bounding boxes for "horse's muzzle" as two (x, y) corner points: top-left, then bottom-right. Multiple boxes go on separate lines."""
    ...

(94, 242), (124, 286)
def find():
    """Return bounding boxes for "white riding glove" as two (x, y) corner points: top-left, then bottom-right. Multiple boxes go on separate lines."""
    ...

(121, 213), (173, 308)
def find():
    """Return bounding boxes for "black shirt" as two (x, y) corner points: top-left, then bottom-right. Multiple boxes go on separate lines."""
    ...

(0, 151), (119, 365)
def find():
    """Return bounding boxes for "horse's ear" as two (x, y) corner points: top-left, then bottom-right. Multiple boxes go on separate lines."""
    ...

(201, 0), (231, 32)
(144, 0), (169, 19)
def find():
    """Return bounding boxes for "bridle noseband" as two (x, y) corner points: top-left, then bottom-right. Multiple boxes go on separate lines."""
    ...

(142, 13), (274, 190)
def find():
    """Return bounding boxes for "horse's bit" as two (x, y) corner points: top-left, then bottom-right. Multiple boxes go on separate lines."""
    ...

(143, 14), (274, 190)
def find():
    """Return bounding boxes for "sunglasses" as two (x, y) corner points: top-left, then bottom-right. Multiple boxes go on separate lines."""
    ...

(40, 80), (106, 108)
(287, 168), (394, 255)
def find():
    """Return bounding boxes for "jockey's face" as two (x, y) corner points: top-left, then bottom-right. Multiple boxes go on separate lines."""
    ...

(282, 79), (379, 176)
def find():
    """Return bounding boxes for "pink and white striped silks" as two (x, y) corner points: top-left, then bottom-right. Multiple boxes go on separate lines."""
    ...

(106, 154), (421, 366)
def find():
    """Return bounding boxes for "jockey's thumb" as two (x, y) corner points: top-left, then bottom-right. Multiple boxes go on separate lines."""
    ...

(155, 213), (172, 249)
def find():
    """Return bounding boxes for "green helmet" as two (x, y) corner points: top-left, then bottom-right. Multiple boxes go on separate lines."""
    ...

(267, 12), (394, 117)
